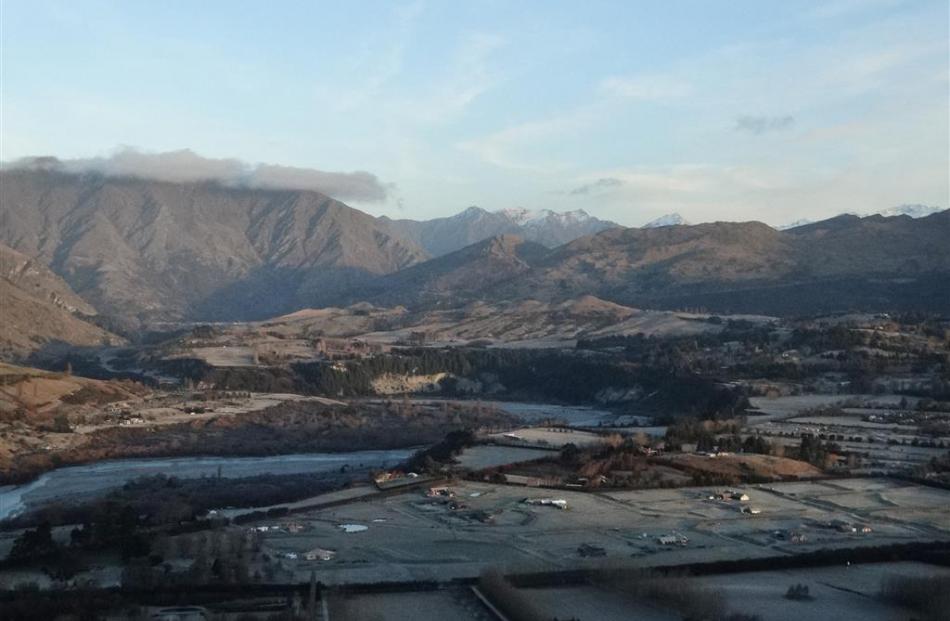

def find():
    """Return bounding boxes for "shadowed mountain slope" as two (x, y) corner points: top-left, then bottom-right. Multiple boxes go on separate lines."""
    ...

(345, 234), (550, 308)
(484, 211), (950, 314)
(0, 170), (428, 326)
(380, 206), (618, 257)
(0, 243), (122, 359)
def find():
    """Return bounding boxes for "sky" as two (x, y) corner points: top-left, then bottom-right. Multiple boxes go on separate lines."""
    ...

(1, 0), (948, 226)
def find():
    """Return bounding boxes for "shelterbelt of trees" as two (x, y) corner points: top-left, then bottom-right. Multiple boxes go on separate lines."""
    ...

(160, 347), (749, 417)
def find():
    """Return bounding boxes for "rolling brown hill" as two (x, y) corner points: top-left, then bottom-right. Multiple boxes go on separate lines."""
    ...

(362, 210), (950, 316)
(0, 243), (123, 359)
(347, 234), (550, 308)
(488, 210), (950, 314)
(2, 168), (947, 325)
(0, 169), (428, 326)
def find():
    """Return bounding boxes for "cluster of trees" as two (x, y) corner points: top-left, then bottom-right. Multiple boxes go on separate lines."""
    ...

(0, 589), (132, 621)
(407, 429), (475, 473)
(293, 348), (648, 403)
(5, 502), (157, 574)
(478, 569), (573, 621)
(718, 434), (772, 455)
(663, 418), (771, 453)
(7, 472), (353, 531)
(879, 574), (950, 620)
(121, 528), (267, 589)
(580, 315), (949, 395)
(912, 451), (950, 486)
(165, 346), (748, 418)
(4, 480), (311, 589)
(598, 568), (760, 621)
(796, 434), (841, 469)
(7, 521), (58, 561)
(3, 522), (90, 582)
(784, 584), (812, 601)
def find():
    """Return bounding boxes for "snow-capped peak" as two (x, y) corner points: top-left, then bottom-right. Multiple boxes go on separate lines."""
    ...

(642, 213), (689, 228)
(496, 207), (543, 225)
(459, 205), (490, 218)
(776, 218), (813, 230)
(876, 204), (943, 218)
(778, 205), (944, 230)
(496, 208), (592, 226)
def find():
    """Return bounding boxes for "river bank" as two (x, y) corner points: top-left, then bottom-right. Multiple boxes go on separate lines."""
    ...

(0, 449), (414, 521)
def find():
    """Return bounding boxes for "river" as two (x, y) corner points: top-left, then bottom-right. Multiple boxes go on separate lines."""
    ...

(0, 449), (413, 521)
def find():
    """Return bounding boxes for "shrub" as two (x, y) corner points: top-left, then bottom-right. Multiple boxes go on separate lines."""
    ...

(784, 583), (812, 601)
(880, 574), (950, 620)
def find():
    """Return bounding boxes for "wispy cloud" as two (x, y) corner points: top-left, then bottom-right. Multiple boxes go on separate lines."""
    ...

(600, 74), (692, 100)
(333, 0), (425, 111)
(6, 148), (390, 202)
(457, 105), (599, 171)
(568, 177), (623, 196)
(410, 32), (506, 124)
(807, 0), (904, 20)
(735, 115), (796, 134)
(559, 157), (948, 228)
(459, 70), (692, 172)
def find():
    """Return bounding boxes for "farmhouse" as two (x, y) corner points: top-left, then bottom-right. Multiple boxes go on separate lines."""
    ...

(656, 533), (689, 546)
(304, 548), (336, 562)
(524, 498), (568, 510)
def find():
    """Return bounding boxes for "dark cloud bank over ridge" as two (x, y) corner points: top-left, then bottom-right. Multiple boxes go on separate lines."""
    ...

(4, 148), (390, 202)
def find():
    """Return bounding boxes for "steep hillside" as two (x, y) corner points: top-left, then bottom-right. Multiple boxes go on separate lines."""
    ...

(784, 212), (950, 276)
(0, 362), (143, 416)
(380, 206), (618, 257)
(381, 206), (521, 257)
(350, 235), (549, 308)
(0, 243), (122, 359)
(205, 208), (950, 316)
(0, 170), (428, 325)
(3, 167), (947, 324)
(0, 243), (96, 315)
(512, 220), (795, 297)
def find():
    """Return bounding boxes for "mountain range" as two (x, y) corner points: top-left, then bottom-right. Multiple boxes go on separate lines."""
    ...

(486, 212), (950, 315)
(778, 204), (944, 230)
(347, 211), (950, 315)
(642, 213), (690, 228)
(379, 206), (618, 256)
(1, 169), (948, 351)
(0, 169), (427, 326)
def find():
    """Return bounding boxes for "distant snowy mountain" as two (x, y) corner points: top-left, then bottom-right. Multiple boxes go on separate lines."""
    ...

(777, 218), (814, 230)
(381, 206), (619, 256)
(499, 207), (594, 226)
(877, 204), (944, 219)
(642, 213), (690, 228)
(779, 205), (944, 230)
(497, 207), (545, 225)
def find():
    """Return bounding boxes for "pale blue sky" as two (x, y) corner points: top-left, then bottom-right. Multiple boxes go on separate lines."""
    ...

(1, 0), (947, 225)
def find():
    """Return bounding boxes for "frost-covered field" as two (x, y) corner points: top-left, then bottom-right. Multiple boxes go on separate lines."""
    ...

(456, 445), (556, 469)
